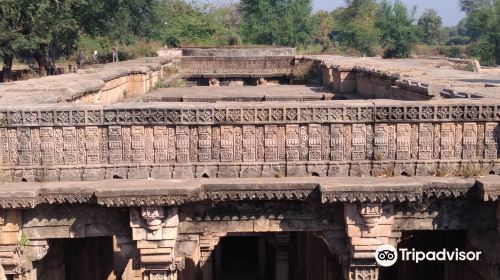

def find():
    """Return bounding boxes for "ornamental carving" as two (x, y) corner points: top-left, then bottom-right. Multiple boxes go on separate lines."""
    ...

(141, 207), (165, 232)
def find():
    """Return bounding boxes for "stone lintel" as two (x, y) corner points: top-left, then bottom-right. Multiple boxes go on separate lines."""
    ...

(0, 176), (489, 208)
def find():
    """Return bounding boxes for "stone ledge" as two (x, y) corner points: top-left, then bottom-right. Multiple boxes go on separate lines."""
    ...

(0, 176), (496, 208)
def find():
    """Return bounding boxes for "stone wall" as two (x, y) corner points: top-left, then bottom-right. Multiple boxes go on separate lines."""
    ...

(0, 100), (499, 182)
(180, 56), (294, 77)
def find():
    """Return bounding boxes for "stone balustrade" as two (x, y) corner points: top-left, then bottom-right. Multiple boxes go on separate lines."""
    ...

(0, 99), (498, 182)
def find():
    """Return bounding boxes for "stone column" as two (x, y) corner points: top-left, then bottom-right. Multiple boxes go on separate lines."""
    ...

(275, 233), (290, 280)
(343, 203), (395, 280)
(0, 209), (47, 280)
(199, 234), (221, 280)
(130, 207), (180, 280)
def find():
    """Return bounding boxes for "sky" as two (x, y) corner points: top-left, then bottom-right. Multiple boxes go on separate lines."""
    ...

(312, 0), (465, 26)
(206, 0), (465, 27)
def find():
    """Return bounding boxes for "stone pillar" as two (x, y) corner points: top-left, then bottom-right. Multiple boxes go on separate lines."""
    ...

(130, 207), (180, 280)
(343, 203), (395, 280)
(0, 209), (47, 279)
(199, 234), (221, 280)
(275, 233), (290, 280)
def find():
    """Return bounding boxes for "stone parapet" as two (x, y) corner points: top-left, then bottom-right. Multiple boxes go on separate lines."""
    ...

(0, 100), (499, 183)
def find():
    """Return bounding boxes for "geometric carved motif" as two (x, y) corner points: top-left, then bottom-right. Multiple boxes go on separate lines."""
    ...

(17, 128), (32, 165)
(374, 124), (388, 160)
(285, 125), (300, 161)
(176, 126), (190, 163)
(440, 123), (455, 159)
(330, 124), (343, 161)
(109, 126), (123, 164)
(462, 123), (477, 159)
(396, 124), (411, 160)
(242, 125), (256, 162)
(131, 126), (145, 163)
(308, 124), (322, 161)
(484, 123), (498, 159)
(85, 127), (100, 164)
(220, 126), (234, 162)
(351, 124), (366, 160)
(198, 126), (212, 162)
(418, 123), (433, 160)
(154, 126), (168, 163)
(264, 125), (278, 161)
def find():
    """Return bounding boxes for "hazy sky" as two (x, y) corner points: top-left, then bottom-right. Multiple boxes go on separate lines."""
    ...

(313, 0), (465, 26)
(207, 0), (465, 27)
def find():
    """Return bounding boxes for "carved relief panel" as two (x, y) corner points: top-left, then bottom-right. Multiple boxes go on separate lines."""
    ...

(330, 124), (344, 161)
(40, 127), (54, 165)
(175, 126), (190, 163)
(63, 127), (77, 165)
(484, 123), (499, 159)
(308, 124), (322, 161)
(1, 128), (9, 165)
(351, 124), (366, 160)
(440, 123), (455, 159)
(396, 124), (411, 160)
(285, 125), (300, 161)
(131, 126), (146, 163)
(462, 123), (477, 159)
(418, 124), (433, 160)
(154, 126), (168, 163)
(108, 126), (123, 164)
(374, 124), (388, 160)
(17, 128), (32, 165)
(220, 126), (234, 162)
(264, 125), (278, 161)
(198, 126), (212, 162)
(85, 127), (100, 164)
(166, 127), (176, 162)
(242, 126), (256, 162)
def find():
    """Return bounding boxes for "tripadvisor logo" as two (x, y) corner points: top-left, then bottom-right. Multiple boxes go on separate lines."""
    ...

(375, 244), (482, 267)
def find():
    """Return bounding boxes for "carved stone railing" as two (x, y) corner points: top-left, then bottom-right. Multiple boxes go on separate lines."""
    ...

(179, 56), (293, 77)
(0, 100), (499, 182)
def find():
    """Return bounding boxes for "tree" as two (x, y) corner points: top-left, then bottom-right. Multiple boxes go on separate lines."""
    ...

(239, 0), (313, 46)
(376, 0), (419, 58)
(0, 0), (80, 76)
(418, 9), (443, 45)
(464, 0), (500, 64)
(150, 0), (222, 47)
(312, 11), (334, 49)
(330, 0), (380, 56)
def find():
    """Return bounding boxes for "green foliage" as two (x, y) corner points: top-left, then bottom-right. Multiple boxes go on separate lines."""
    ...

(463, 0), (500, 64)
(239, 0), (313, 47)
(446, 35), (472, 46)
(330, 0), (380, 56)
(149, 0), (225, 47)
(311, 11), (334, 49)
(376, 0), (419, 58)
(418, 9), (443, 45)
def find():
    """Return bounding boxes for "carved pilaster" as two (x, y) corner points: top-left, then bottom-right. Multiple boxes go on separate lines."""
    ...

(347, 263), (379, 280)
(130, 207), (179, 280)
(343, 203), (395, 280)
(199, 233), (222, 280)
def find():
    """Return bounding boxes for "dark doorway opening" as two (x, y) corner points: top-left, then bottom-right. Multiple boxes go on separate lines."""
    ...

(217, 235), (274, 280)
(35, 236), (114, 280)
